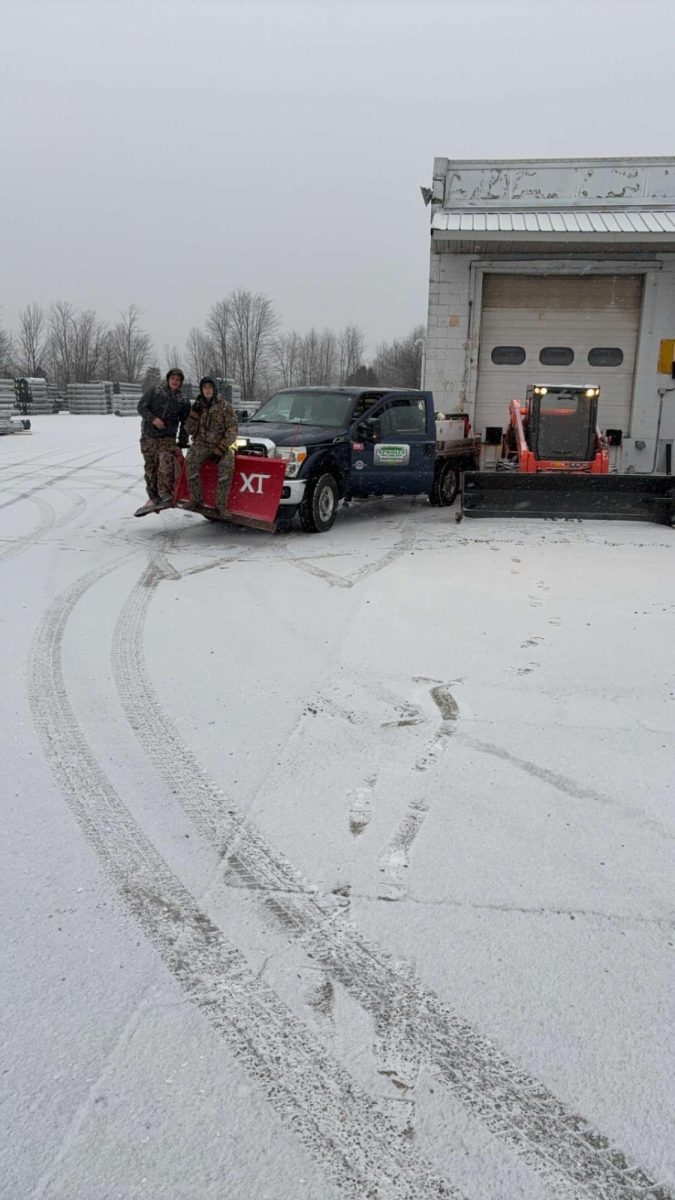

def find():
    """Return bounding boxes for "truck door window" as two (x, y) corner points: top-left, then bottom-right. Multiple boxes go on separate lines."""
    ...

(351, 393), (381, 422)
(378, 398), (426, 437)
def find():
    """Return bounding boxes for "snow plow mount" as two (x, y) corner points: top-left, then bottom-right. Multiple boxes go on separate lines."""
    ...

(461, 471), (675, 525)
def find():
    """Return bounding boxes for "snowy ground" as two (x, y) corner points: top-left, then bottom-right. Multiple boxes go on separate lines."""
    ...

(1, 415), (674, 1200)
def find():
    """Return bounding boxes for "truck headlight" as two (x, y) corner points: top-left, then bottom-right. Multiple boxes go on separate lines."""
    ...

(276, 446), (308, 477)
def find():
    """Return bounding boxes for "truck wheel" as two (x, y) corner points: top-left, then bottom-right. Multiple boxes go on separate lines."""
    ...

(430, 462), (459, 507)
(299, 473), (338, 533)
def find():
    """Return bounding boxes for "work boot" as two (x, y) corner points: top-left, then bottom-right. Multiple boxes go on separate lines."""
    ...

(181, 498), (201, 510)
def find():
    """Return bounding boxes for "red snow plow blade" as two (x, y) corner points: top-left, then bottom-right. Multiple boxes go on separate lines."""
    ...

(174, 453), (287, 532)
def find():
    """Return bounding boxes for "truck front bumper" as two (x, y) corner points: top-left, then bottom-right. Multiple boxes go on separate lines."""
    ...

(278, 478), (307, 506)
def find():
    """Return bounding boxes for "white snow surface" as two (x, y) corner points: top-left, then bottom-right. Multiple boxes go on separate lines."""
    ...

(1, 416), (674, 1200)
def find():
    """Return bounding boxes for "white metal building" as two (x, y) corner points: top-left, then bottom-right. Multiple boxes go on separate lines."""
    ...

(424, 157), (675, 472)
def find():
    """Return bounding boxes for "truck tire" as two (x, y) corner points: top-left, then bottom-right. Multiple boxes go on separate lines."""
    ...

(299, 472), (339, 533)
(430, 461), (459, 507)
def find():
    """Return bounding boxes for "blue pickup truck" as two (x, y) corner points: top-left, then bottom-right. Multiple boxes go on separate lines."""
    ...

(236, 386), (480, 532)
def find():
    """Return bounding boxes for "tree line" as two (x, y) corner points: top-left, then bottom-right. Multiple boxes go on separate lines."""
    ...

(0, 290), (425, 399)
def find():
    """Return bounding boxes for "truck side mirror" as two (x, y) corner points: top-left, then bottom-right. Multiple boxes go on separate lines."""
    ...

(357, 417), (380, 441)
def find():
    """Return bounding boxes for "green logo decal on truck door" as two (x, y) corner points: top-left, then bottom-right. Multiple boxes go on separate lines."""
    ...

(373, 444), (410, 466)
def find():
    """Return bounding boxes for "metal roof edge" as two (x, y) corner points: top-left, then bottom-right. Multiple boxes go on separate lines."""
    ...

(433, 155), (675, 170)
(431, 229), (675, 243)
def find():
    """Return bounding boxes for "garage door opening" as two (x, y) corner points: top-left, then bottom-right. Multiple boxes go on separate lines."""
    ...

(474, 274), (643, 438)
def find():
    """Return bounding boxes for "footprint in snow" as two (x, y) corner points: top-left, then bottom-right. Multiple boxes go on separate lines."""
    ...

(429, 685), (460, 722)
(348, 782), (375, 836)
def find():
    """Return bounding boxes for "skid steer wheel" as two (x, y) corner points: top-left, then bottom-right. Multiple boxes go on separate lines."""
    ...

(429, 462), (459, 507)
(299, 472), (339, 533)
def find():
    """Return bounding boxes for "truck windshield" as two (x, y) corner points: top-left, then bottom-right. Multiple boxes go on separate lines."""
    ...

(250, 390), (355, 429)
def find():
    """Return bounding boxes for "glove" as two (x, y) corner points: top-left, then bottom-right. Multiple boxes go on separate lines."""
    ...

(192, 398), (204, 415)
(207, 451), (222, 462)
(177, 429), (189, 449)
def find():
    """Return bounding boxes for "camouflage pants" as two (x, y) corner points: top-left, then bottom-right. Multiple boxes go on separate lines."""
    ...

(186, 444), (235, 515)
(140, 436), (181, 502)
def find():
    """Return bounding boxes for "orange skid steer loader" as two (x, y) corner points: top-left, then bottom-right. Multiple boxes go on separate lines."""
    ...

(461, 384), (675, 525)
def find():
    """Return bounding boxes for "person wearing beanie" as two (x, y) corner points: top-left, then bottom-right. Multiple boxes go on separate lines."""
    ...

(183, 377), (238, 514)
(136, 367), (191, 509)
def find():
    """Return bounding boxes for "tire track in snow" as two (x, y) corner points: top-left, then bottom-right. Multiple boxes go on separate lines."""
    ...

(359, 670), (675, 848)
(461, 735), (675, 844)
(279, 525), (416, 589)
(111, 559), (672, 1200)
(0, 488), (88, 564)
(0, 446), (85, 484)
(0, 496), (55, 562)
(0, 447), (127, 512)
(31, 558), (461, 1200)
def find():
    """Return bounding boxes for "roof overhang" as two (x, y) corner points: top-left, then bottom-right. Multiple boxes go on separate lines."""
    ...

(431, 209), (675, 243)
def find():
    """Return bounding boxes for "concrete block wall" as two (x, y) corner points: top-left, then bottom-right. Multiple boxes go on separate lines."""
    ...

(424, 251), (474, 413)
(624, 255), (675, 470)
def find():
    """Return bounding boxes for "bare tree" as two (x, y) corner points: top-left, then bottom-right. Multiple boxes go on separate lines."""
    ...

(185, 326), (217, 381)
(270, 330), (301, 388)
(17, 303), (47, 377)
(98, 330), (121, 382)
(111, 304), (152, 382)
(45, 301), (108, 387)
(72, 308), (107, 381)
(163, 344), (184, 372)
(267, 322), (364, 390)
(295, 328), (317, 386)
(293, 328), (339, 386)
(0, 319), (15, 376)
(46, 301), (76, 391)
(338, 324), (366, 383)
(206, 298), (236, 382)
(317, 329), (337, 383)
(229, 287), (278, 400)
(372, 324), (426, 389)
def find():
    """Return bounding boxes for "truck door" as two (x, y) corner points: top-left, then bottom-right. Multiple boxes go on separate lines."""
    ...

(349, 392), (435, 497)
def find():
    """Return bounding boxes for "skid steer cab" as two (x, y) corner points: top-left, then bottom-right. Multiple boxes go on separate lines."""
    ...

(506, 384), (607, 473)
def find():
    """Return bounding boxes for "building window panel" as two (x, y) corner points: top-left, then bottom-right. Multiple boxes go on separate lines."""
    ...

(491, 346), (526, 365)
(588, 347), (624, 367)
(539, 346), (575, 367)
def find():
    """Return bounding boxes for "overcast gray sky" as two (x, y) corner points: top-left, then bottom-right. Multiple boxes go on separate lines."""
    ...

(1, 0), (672, 361)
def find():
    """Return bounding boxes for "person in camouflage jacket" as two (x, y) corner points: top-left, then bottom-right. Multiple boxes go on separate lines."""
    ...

(137, 367), (190, 506)
(184, 377), (238, 513)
